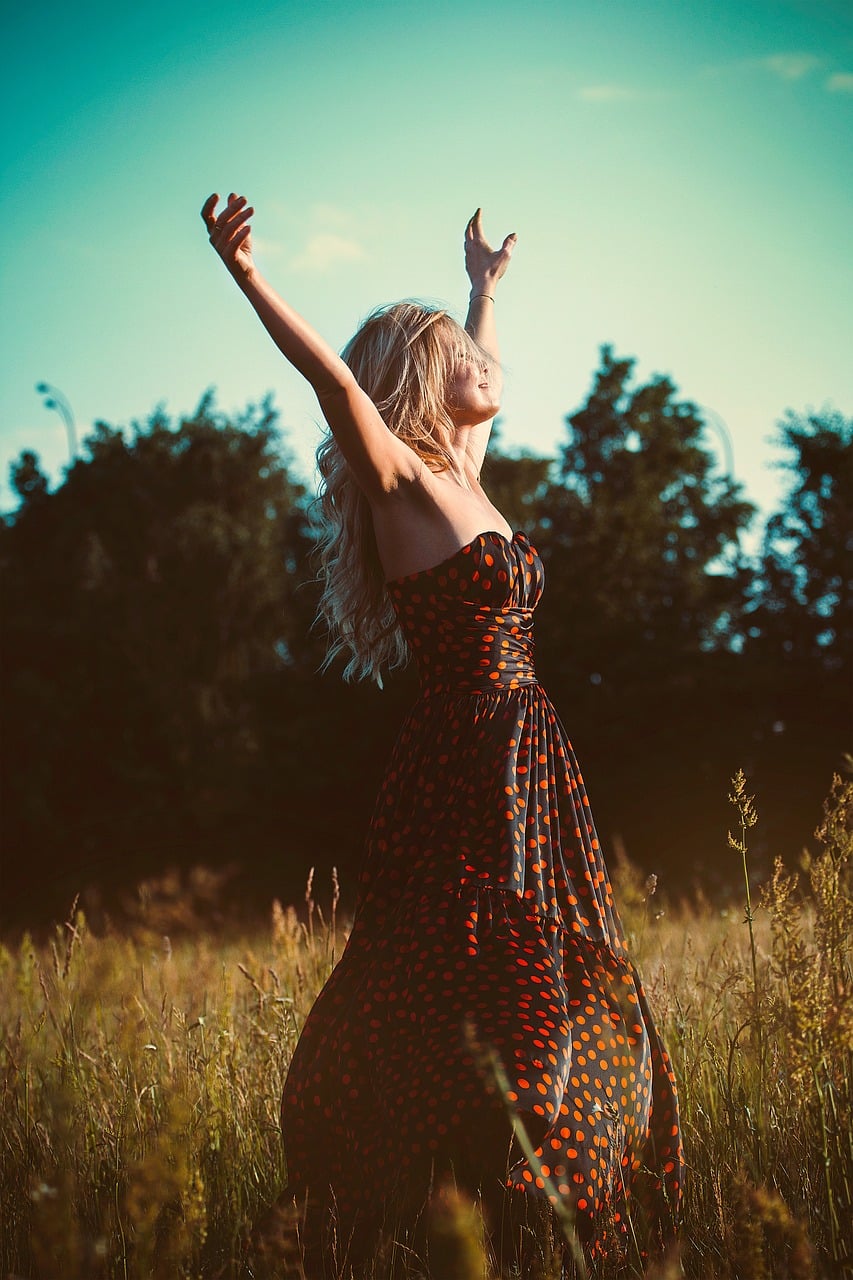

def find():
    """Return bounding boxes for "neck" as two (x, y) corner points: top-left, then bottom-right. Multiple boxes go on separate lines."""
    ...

(447, 425), (473, 477)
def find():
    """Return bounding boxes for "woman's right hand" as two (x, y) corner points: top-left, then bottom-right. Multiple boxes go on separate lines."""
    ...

(201, 192), (255, 282)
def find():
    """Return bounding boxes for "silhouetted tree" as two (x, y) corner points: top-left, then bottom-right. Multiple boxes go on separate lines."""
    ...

(538, 345), (754, 686)
(748, 409), (852, 672)
(737, 410), (852, 866)
(9, 450), (49, 507)
(516, 348), (757, 883)
(2, 371), (847, 928)
(0, 394), (315, 920)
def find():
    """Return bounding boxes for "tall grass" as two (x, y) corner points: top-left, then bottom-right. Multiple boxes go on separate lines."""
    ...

(1, 777), (851, 1279)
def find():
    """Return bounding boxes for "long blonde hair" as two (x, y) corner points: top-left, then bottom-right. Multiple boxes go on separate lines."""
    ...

(314, 301), (485, 684)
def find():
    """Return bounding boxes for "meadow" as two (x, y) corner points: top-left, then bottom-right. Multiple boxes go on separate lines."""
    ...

(1, 773), (851, 1280)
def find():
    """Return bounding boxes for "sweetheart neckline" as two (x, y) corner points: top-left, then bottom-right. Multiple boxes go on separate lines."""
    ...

(384, 529), (527, 586)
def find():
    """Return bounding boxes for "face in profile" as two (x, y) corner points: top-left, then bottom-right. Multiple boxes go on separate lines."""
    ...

(445, 331), (501, 427)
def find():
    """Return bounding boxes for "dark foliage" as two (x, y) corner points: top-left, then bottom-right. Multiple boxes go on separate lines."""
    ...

(1, 368), (849, 931)
(1, 394), (318, 922)
(739, 409), (853, 865)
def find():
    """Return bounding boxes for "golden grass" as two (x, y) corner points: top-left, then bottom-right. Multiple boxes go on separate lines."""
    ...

(1, 777), (851, 1279)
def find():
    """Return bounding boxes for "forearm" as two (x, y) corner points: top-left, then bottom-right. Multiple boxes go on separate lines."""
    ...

(463, 210), (515, 364)
(238, 269), (353, 397)
(465, 288), (500, 365)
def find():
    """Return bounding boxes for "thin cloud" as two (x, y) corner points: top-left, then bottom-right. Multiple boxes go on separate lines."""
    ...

(703, 53), (823, 82)
(253, 236), (283, 257)
(577, 84), (634, 102)
(754, 53), (823, 80)
(310, 202), (350, 227)
(576, 83), (669, 103)
(826, 72), (853, 94)
(290, 233), (367, 273)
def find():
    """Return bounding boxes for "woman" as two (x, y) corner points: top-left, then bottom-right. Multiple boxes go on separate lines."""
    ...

(202, 193), (684, 1267)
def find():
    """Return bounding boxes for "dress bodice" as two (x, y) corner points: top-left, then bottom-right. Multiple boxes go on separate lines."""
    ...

(385, 530), (544, 696)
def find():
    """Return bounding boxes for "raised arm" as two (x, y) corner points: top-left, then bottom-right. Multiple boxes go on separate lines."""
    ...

(463, 209), (517, 475)
(201, 193), (419, 496)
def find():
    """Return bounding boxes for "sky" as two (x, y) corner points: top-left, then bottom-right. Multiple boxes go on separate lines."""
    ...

(3, 0), (852, 530)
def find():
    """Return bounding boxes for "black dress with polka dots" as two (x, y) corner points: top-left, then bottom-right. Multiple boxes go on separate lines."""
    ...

(280, 530), (683, 1256)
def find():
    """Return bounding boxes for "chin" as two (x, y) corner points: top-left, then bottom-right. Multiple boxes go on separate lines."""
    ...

(450, 399), (501, 428)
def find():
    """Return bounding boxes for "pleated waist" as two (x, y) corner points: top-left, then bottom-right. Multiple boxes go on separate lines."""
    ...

(414, 606), (537, 695)
(420, 671), (540, 696)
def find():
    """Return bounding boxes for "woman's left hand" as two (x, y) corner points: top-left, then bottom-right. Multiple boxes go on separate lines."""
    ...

(464, 209), (517, 294)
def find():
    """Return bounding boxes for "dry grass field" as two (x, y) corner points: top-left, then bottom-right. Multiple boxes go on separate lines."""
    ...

(2, 774), (851, 1279)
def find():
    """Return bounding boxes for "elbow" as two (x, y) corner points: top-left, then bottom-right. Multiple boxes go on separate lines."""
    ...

(315, 368), (359, 404)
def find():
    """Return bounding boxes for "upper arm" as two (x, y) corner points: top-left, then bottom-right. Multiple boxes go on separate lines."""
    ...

(316, 374), (422, 497)
(463, 297), (501, 477)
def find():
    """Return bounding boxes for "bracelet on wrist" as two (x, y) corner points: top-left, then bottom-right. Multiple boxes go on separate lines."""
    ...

(471, 293), (495, 303)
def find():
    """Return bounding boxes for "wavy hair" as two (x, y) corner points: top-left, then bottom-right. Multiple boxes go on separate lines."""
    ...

(314, 301), (486, 684)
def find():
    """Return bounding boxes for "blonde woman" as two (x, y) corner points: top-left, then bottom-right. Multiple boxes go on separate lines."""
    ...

(202, 193), (683, 1266)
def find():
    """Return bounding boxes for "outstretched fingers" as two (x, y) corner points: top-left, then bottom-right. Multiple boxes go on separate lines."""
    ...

(208, 196), (253, 245)
(466, 207), (490, 249)
(201, 192), (219, 231)
(201, 191), (255, 279)
(463, 207), (517, 290)
(202, 192), (250, 228)
(220, 202), (254, 239)
(466, 208), (483, 241)
(215, 194), (249, 230)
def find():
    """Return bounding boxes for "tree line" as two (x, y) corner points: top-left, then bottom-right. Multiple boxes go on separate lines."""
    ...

(1, 351), (850, 929)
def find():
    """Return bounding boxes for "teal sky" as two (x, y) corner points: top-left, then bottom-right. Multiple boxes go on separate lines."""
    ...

(4, 0), (852, 524)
